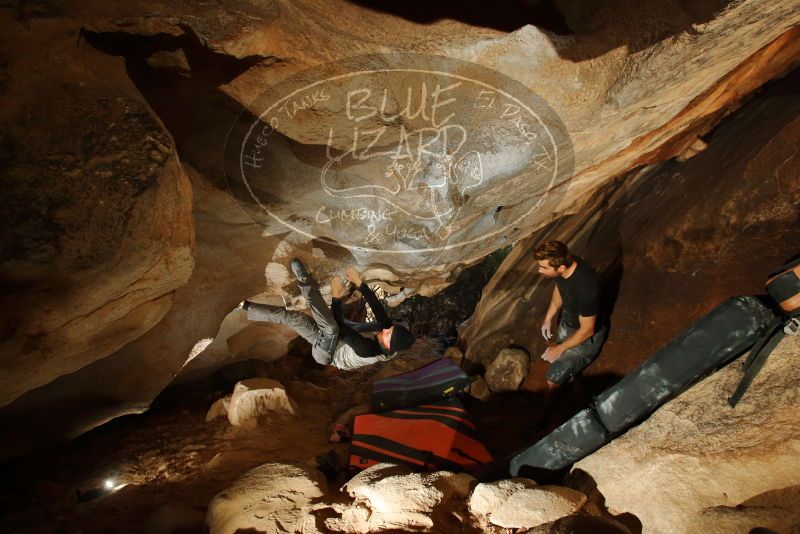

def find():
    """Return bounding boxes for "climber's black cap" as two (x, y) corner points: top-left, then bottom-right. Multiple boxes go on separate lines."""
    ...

(389, 324), (415, 352)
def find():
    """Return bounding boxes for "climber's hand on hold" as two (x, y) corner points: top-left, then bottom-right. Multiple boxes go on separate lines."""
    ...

(330, 277), (345, 298)
(345, 266), (363, 286)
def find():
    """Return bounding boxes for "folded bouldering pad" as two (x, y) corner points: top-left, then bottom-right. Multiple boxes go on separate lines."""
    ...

(350, 397), (492, 472)
(371, 358), (472, 412)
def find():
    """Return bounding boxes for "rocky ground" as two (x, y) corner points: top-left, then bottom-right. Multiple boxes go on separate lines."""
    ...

(0, 350), (379, 532)
(0, 343), (635, 533)
(4, 333), (795, 533)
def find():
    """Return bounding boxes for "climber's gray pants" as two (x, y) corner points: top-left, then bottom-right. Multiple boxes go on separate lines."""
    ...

(246, 278), (339, 365)
(545, 320), (608, 385)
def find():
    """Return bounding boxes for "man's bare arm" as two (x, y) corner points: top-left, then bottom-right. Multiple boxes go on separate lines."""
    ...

(542, 314), (596, 363)
(541, 285), (562, 339)
(546, 285), (562, 321)
(558, 314), (596, 351)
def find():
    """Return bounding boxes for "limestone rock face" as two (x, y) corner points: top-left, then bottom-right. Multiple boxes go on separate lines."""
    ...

(0, 161), (290, 459)
(460, 67), (800, 384)
(574, 335), (800, 534)
(227, 378), (299, 428)
(485, 348), (529, 392)
(76, 0), (800, 286)
(206, 462), (326, 534)
(0, 14), (195, 408)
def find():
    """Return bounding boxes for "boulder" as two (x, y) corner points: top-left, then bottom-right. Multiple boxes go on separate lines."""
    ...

(227, 378), (299, 428)
(207, 463), (326, 534)
(485, 348), (529, 392)
(486, 486), (587, 529)
(326, 463), (475, 533)
(205, 395), (231, 422)
(469, 478), (538, 516)
(467, 376), (491, 401)
(469, 478), (586, 529)
(443, 346), (464, 367)
(575, 335), (800, 534)
(0, 20), (195, 409)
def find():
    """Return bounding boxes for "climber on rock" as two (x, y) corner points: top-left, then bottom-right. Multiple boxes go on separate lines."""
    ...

(534, 240), (608, 389)
(242, 259), (415, 371)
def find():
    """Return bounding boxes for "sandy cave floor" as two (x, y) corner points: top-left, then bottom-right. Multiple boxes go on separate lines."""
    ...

(0, 354), (381, 532)
(0, 341), (536, 533)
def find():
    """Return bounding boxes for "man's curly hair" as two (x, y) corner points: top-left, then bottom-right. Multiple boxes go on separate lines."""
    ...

(534, 240), (574, 269)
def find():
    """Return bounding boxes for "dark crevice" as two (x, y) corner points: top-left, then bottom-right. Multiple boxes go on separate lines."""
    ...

(79, 34), (261, 196)
(80, 29), (275, 87)
(347, 0), (736, 61)
(79, 29), (302, 225)
(391, 245), (513, 340)
(347, 0), (573, 34)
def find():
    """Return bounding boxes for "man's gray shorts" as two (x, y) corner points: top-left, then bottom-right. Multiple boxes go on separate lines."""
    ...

(546, 321), (608, 386)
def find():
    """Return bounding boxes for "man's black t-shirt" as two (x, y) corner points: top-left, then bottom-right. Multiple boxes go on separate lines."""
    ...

(555, 256), (603, 329)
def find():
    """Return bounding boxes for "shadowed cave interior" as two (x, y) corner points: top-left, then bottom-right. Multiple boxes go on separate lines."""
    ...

(1, 1), (799, 533)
